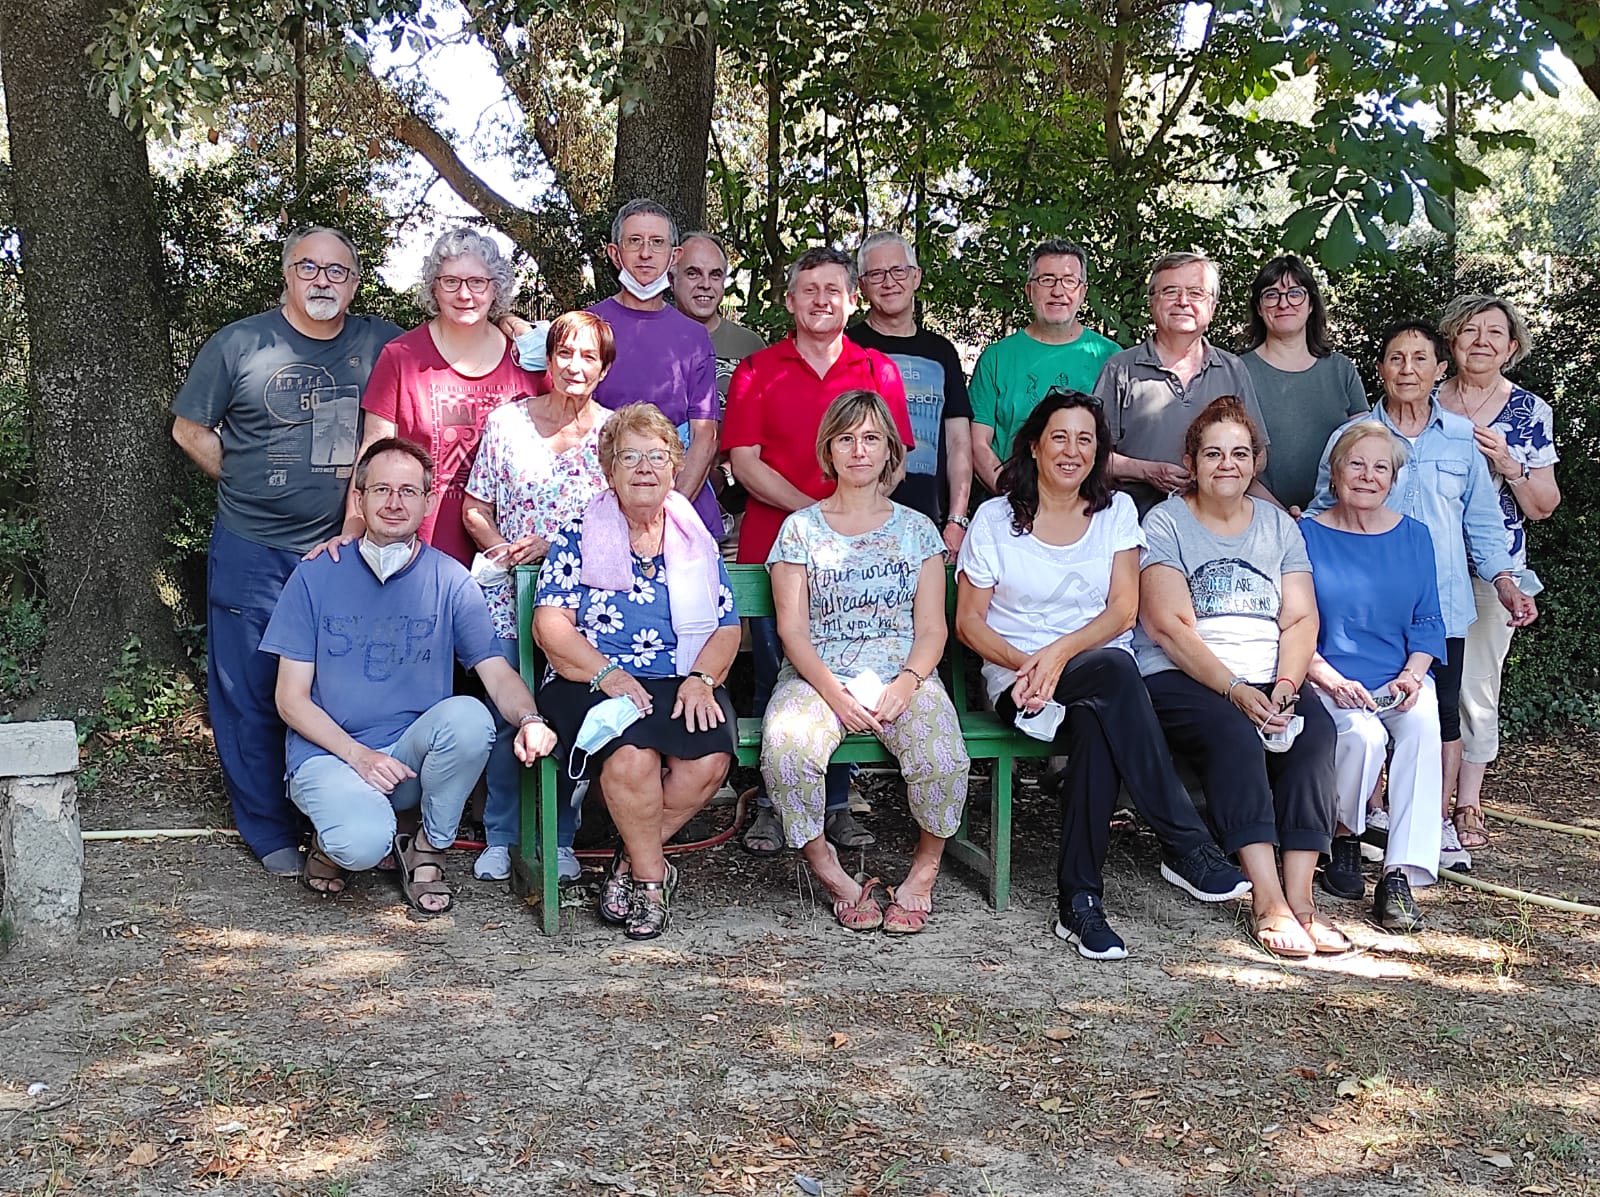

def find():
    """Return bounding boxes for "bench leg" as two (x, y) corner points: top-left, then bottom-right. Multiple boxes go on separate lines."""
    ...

(514, 756), (562, 935)
(990, 754), (1012, 912)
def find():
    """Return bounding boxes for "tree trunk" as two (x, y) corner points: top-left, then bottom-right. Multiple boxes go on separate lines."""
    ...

(0, 0), (182, 715)
(611, 9), (717, 236)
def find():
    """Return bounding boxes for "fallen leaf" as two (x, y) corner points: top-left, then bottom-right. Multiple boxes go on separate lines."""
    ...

(1308, 1116), (1336, 1132)
(1043, 1026), (1076, 1042)
(1485, 1153), (1515, 1169)
(127, 1143), (158, 1167)
(1200, 1030), (1234, 1047)
(1116, 1155), (1133, 1167)
(1520, 1186), (1556, 1194)
(1039, 1097), (1062, 1112)
(1336, 1080), (1362, 1099)
(828, 1032), (850, 1049)
(1129, 1089), (1160, 1101)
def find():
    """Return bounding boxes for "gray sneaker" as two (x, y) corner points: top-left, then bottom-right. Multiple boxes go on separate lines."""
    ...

(1439, 818), (1472, 874)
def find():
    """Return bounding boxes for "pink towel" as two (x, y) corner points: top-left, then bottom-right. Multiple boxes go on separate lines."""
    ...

(579, 489), (721, 676)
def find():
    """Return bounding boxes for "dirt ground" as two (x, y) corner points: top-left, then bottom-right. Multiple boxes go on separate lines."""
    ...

(3, 731), (1599, 1197)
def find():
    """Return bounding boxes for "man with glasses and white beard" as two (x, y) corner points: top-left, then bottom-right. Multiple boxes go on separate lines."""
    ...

(172, 226), (402, 877)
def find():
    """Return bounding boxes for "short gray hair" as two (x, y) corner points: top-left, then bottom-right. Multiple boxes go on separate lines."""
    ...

(610, 199), (679, 248)
(785, 246), (857, 294)
(282, 225), (361, 278)
(1328, 419), (1409, 483)
(1147, 251), (1220, 299)
(1026, 239), (1088, 280)
(678, 231), (729, 269)
(856, 230), (917, 274)
(1439, 294), (1533, 367)
(416, 227), (516, 321)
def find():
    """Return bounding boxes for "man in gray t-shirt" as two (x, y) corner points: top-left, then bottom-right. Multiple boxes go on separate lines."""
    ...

(171, 226), (401, 875)
(1095, 252), (1275, 514)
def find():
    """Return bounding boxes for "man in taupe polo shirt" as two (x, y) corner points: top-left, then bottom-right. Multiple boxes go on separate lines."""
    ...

(1094, 251), (1276, 514)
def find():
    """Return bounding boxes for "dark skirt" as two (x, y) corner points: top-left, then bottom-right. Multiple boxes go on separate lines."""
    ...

(537, 674), (737, 780)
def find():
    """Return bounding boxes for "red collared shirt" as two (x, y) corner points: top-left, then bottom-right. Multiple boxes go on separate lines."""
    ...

(723, 334), (913, 563)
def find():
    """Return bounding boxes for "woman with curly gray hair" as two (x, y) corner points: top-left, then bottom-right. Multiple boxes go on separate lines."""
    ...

(316, 227), (546, 565)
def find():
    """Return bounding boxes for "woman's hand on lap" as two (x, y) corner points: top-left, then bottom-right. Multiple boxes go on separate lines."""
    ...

(874, 674), (918, 725)
(826, 686), (883, 735)
(600, 668), (654, 714)
(671, 676), (724, 732)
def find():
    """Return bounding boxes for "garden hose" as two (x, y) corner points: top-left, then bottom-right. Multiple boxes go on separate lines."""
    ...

(1481, 803), (1600, 840)
(1438, 868), (1600, 916)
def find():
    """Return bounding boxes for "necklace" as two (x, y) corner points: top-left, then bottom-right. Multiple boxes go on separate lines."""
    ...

(1451, 378), (1507, 425)
(632, 551), (659, 579)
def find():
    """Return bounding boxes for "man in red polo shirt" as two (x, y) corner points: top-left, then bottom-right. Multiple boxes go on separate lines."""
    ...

(724, 246), (914, 854)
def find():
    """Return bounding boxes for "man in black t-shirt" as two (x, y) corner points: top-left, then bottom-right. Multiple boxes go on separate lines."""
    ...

(849, 231), (974, 555)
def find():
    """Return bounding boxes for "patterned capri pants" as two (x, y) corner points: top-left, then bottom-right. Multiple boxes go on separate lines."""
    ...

(760, 669), (970, 849)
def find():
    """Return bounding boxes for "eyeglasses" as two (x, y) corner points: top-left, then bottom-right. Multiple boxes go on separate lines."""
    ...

(1029, 274), (1085, 291)
(1261, 287), (1309, 307)
(1155, 285), (1214, 304)
(831, 431), (887, 450)
(359, 483), (426, 502)
(620, 235), (672, 253)
(1041, 385), (1102, 408)
(614, 448), (673, 470)
(860, 265), (915, 285)
(438, 275), (493, 294)
(291, 259), (356, 284)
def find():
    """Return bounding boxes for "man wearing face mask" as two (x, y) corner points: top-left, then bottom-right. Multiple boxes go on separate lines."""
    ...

(262, 438), (558, 910)
(587, 200), (723, 539)
(172, 226), (403, 876)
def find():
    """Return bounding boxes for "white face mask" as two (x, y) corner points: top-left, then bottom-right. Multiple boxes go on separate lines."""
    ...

(359, 536), (415, 583)
(618, 266), (672, 301)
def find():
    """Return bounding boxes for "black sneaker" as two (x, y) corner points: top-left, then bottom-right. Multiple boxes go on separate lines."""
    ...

(1159, 842), (1252, 903)
(1374, 869), (1423, 932)
(1054, 893), (1128, 961)
(1320, 835), (1366, 901)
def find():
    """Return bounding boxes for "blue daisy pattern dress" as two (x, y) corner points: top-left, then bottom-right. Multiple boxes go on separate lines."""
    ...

(534, 519), (739, 681)
(1486, 384), (1558, 591)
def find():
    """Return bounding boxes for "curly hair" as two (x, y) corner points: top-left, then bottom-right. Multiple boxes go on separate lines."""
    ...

(417, 227), (516, 321)
(599, 403), (685, 477)
(996, 388), (1114, 534)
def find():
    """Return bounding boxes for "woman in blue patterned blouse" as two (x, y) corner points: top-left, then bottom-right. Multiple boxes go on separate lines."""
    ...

(1435, 296), (1560, 853)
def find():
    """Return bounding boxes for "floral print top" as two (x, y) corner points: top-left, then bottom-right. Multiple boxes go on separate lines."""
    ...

(1485, 384), (1558, 588)
(533, 518), (739, 680)
(464, 402), (612, 638)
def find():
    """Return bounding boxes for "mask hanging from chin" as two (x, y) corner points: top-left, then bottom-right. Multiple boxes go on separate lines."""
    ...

(617, 266), (672, 302)
(359, 536), (415, 583)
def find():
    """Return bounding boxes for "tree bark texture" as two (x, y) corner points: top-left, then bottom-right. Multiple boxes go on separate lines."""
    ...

(0, 0), (182, 714)
(611, 16), (717, 236)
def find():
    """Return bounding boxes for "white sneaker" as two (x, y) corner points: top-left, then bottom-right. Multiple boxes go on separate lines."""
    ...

(1439, 818), (1472, 873)
(474, 844), (511, 881)
(1363, 807), (1391, 847)
(556, 846), (582, 882)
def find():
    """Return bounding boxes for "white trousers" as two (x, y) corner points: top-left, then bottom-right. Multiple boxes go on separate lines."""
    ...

(1316, 679), (1443, 886)
(1461, 575), (1517, 764)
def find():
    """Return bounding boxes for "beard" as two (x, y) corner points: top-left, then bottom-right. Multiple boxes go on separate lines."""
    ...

(303, 293), (343, 321)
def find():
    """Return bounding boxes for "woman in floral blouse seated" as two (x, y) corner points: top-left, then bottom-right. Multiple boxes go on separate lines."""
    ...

(761, 390), (968, 935)
(532, 403), (740, 940)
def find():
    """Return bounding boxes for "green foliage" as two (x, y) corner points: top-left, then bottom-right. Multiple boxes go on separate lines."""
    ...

(80, 636), (202, 746)
(0, 377), (41, 706)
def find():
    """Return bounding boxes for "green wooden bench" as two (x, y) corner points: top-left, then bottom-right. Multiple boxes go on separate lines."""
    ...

(511, 561), (1053, 933)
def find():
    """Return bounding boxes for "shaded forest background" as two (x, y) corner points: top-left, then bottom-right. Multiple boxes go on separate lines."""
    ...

(0, 0), (1598, 738)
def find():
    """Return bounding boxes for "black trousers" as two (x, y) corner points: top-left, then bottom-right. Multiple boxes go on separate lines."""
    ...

(1431, 636), (1466, 742)
(998, 648), (1214, 912)
(1142, 670), (1336, 856)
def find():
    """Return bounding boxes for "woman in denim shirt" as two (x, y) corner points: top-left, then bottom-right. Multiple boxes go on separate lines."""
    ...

(1307, 321), (1535, 870)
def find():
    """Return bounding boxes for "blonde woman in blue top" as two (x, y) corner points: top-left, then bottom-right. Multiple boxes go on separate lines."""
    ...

(1303, 422), (1446, 931)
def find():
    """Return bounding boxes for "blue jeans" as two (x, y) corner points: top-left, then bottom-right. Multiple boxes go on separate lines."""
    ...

(289, 695), (494, 871)
(483, 638), (583, 850)
(207, 520), (306, 860)
(750, 615), (848, 812)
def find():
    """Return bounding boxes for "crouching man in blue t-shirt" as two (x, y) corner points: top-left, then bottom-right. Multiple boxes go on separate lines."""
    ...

(260, 437), (558, 912)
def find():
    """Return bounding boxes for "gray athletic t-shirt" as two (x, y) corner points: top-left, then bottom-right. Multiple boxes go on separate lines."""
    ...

(172, 309), (402, 552)
(1242, 350), (1368, 511)
(1133, 495), (1312, 681)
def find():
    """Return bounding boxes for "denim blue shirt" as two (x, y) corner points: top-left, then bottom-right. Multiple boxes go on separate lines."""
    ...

(1306, 398), (1516, 639)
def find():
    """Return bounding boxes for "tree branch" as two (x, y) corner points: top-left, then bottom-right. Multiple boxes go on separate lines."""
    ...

(1136, 2), (1220, 172)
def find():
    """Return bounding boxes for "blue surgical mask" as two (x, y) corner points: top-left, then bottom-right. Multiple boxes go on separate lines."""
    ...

(568, 694), (645, 779)
(513, 321), (551, 371)
(359, 536), (415, 583)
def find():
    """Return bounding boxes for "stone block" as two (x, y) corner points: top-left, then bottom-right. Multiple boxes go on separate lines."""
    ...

(1, 773), (84, 945)
(0, 721), (79, 778)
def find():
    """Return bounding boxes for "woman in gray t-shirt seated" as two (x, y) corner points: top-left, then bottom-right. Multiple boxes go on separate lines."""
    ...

(1137, 397), (1343, 959)
(760, 390), (969, 935)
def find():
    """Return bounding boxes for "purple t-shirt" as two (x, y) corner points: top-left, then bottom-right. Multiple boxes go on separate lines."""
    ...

(261, 545), (499, 775)
(586, 296), (721, 535)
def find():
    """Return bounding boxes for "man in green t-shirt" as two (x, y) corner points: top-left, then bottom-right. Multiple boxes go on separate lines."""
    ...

(970, 239), (1121, 490)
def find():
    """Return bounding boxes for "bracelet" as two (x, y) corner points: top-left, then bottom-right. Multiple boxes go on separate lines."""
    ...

(944, 515), (970, 529)
(1274, 676), (1298, 691)
(1225, 676), (1248, 700)
(900, 666), (927, 687)
(518, 712), (548, 727)
(1401, 668), (1424, 686)
(589, 662), (620, 692)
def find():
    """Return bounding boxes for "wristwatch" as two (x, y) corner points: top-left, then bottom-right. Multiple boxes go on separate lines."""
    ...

(518, 712), (548, 727)
(1507, 460), (1530, 487)
(689, 670), (717, 688)
(944, 515), (971, 528)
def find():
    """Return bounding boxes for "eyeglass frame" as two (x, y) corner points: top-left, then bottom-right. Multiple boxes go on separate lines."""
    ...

(618, 235), (673, 253)
(1259, 286), (1309, 308)
(860, 264), (917, 286)
(290, 259), (357, 284)
(436, 275), (493, 295)
(357, 483), (428, 502)
(612, 448), (675, 470)
(1028, 273), (1087, 292)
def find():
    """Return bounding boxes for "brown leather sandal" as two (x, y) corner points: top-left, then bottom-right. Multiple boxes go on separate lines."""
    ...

(392, 833), (453, 915)
(299, 837), (346, 897)
(833, 876), (885, 932)
(1453, 804), (1490, 849)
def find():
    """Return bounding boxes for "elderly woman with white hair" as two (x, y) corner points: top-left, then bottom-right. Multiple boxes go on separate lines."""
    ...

(333, 226), (546, 565)
(1434, 295), (1560, 853)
